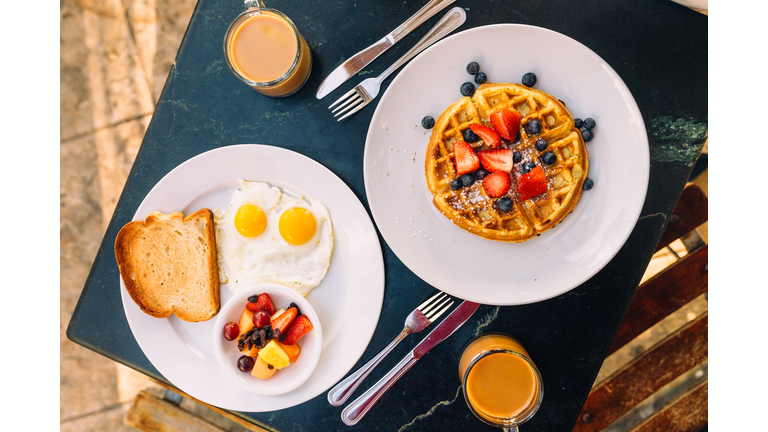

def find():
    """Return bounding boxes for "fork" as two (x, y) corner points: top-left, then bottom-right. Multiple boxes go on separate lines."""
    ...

(327, 291), (454, 406)
(329, 7), (466, 121)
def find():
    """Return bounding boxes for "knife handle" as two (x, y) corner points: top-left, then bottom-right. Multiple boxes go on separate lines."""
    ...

(341, 352), (419, 426)
(377, 7), (466, 83)
(389, 0), (457, 43)
(327, 329), (410, 406)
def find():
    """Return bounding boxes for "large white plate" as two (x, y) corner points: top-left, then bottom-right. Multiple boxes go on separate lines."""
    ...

(364, 24), (649, 305)
(120, 144), (385, 411)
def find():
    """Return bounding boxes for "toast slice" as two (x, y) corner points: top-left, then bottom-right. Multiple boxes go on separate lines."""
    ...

(114, 209), (220, 322)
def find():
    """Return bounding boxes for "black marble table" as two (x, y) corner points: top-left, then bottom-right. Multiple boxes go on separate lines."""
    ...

(67, 0), (707, 430)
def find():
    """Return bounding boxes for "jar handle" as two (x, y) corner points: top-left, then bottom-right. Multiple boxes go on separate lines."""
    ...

(244, 0), (265, 9)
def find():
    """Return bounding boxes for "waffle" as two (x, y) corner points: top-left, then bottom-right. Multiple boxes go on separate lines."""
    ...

(425, 83), (588, 242)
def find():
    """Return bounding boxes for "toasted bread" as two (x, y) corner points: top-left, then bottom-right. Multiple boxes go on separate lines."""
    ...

(114, 209), (220, 322)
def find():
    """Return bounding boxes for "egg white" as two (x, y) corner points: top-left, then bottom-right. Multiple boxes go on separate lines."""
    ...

(213, 180), (334, 296)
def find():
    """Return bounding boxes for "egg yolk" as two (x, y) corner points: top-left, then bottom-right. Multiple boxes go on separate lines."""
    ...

(234, 204), (267, 237)
(279, 207), (316, 244)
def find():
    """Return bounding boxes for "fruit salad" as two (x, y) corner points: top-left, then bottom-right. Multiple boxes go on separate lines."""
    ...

(221, 292), (314, 380)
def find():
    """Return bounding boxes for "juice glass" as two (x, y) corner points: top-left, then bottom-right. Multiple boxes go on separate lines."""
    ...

(223, 0), (312, 97)
(458, 333), (543, 431)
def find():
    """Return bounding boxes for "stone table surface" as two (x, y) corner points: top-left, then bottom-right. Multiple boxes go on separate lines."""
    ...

(66, 0), (707, 430)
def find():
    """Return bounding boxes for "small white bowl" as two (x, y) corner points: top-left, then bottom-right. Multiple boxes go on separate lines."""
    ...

(213, 284), (323, 396)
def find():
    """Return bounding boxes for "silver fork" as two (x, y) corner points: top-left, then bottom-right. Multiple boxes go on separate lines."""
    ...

(327, 291), (454, 406)
(329, 7), (466, 121)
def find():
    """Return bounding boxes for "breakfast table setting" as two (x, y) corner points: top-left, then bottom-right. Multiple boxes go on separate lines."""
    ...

(66, 0), (707, 430)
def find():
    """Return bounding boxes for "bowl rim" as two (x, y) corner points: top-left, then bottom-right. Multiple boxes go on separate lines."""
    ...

(212, 283), (324, 396)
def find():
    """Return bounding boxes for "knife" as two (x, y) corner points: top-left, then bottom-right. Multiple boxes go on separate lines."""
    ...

(315, 0), (457, 100)
(340, 300), (480, 426)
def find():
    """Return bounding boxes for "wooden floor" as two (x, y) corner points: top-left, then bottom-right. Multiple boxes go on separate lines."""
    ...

(61, 0), (197, 429)
(59, 1), (708, 430)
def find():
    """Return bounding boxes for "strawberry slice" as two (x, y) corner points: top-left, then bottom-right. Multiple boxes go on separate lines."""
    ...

(453, 140), (480, 175)
(271, 306), (298, 334)
(490, 109), (521, 141)
(518, 166), (548, 201)
(282, 315), (314, 345)
(482, 171), (511, 197)
(469, 124), (502, 149)
(247, 293), (276, 314)
(477, 149), (514, 173)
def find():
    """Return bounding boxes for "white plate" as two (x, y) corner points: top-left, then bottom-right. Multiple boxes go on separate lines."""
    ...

(213, 284), (323, 396)
(120, 144), (385, 411)
(363, 24), (649, 305)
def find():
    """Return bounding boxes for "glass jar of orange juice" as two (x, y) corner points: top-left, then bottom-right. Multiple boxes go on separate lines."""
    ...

(458, 333), (543, 431)
(223, 0), (312, 97)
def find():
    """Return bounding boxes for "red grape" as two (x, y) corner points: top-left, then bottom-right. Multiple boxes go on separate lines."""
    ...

(223, 322), (239, 341)
(237, 355), (254, 372)
(252, 309), (271, 328)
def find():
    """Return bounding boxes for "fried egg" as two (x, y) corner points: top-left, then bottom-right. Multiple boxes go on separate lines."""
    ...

(213, 180), (333, 296)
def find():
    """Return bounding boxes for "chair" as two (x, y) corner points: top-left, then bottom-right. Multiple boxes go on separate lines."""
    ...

(572, 182), (708, 432)
(125, 384), (269, 432)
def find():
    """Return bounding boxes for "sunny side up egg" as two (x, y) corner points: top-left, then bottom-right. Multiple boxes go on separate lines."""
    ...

(213, 180), (334, 297)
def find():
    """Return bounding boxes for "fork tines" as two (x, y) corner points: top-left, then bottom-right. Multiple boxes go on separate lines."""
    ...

(329, 88), (369, 121)
(419, 291), (454, 322)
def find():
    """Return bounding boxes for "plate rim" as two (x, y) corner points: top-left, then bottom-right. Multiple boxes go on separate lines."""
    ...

(120, 144), (385, 410)
(363, 23), (649, 305)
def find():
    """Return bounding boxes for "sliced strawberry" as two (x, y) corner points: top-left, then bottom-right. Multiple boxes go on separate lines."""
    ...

(248, 293), (276, 314)
(453, 140), (480, 175)
(271, 306), (298, 334)
(482, 171), (511, 197)
(469, 124), (502, 149)
(518, 166), (548, 201)
(477, 149), (514, 173)
(490, 109), (521, 141)
(282, 315), (314, 345)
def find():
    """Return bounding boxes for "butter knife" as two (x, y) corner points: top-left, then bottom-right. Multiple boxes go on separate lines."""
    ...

(315, 0), (457, 99)
(340, 300), (480, 426)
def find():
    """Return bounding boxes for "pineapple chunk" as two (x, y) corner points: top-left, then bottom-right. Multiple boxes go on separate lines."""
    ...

(259, 340), (290, 369)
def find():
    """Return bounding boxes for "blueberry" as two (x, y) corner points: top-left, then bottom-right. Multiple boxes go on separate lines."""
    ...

(474, 72), (487, 85)
(522, 72), (537, 87)
(583, 118), (596, 130)
(460, 82), (476, 96)
(541, 152), (557, 165)
(450, 178), (463, 190)
(512, 129), (521, 144)
(421, 115), (435, 129)
(535, 138), (548, 151)
(513, 151), (522, 163)
(527, 119), (542, 135)
(475, 167), (490, 180)
(497, 197), (513, 212)
(581, 128), (593, 142)
(582, 178), (594, 191)
(520, 161), (536, 175)
(574, 118), (584, 129)
(462, 128), (480, 143)
(461, 173), (475, 187)
(466, 62), (480, 75)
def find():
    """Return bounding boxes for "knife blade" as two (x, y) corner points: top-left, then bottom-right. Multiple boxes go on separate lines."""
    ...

(341, 300), (480, 425)
(316, 0), (456, 99)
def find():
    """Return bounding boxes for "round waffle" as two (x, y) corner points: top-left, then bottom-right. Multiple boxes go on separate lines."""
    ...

(425, 83), (588, 242)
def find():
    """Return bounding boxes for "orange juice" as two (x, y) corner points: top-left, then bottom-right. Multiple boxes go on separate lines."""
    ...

(459, 333), (542, 427)
(224, 8), (312, 97)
